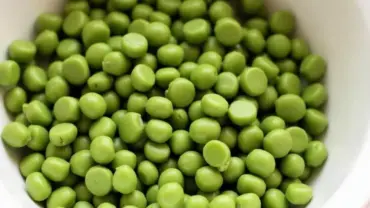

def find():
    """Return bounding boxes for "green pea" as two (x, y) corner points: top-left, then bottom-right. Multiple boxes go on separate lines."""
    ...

(267, 34), (292, 59)
(203, 140), (231, 171)
(209, 195), (235, 208)
(304, 141), (328, 168)
(93, 193), (119, 207)
(143, 22), (170, 48)
(155, 67), (180, 88)
(238, 125), (264, 153)
(62, 54), (90, 86)
(239, 67), (268, 96)
(112, 149), (136, 169)
(144, 141), (170, 163)
(245, 149), (275, 178)
(170, 108), (189, 130)
(198, 191), (220, 202)
(53, 97), (80, 123)
(171, 20), (184, 42)
(107, 36), (122, 51)
(262, 189), (288, 208)
(22, 65), (47, 92)
(20, 153), (45, 177)
(215, 17), (243, 47)
(263, 129), (292, 158)
(170, 130), (193, 155)
(26, 172), (52, 202)
(183, 18), (211, 44)
(158, 167), (184, 187)
(90, 136), (115, 164)
(264, 169), (283, 189)
(252, 56), (279, 81)
(276, 59), (297, 74)
(27, 125), (49, 151)
(301, 55), (327, 84)
(79, 92), (107, 119)
(228, 100), (257, 126)
(74, 183), (93, 202)
(120, 190), (147, 208)
(280, 153), (305, 179)
(145, 119), (173, 143)
(303, 108), (328, 136)
(127, 93), (148, 115)
(237, 174), (266, 197)
(132, 3), (153, 20)
(209, 1), (233, 23)
(286, 126), (309, 153)
(245, 17), (269, 36)
(190, 64), (218, 90)
(49, 123), (78, 147)
(236, 193), (261, 208)
(128, 19), (149, 36)
(286, 183), (313, 205)
(82, 20), (111, 47)
(89, 117), (116, 139)
(85, 166), (113, 196)
(223, 51), (246, 75)
(260, 116), (286, 134)
(23, 100), (52, 126)
(149, 11), (171, 26)
(302, 83), (328, 108)
(200, 93), (229, 118)
(104, 12), (130, 35)
(177, 151), (203, 177)
(269, 10), (295, 35)
(4, 87), (26, 114)
(70, 149), (94, 177)
(8, 40), (36, 63)
(115, 75), (134, 98)
(243, 29), (266, 54)
(136, 53), (157, 70)
(146, 185), (159, 204)
(197, 52), (222, 72)
(195, 166), (223, 192)
(179, 0), (206, 21)
(113, 0), (137, 11)
(35, 13), (63, 33)
(130, 64), (155, 92)
(118, 112), (145, 144)
(275, 94), (306, 123)
(299, 167), (312, 181)
(103, 91), (121, 116)
(122, 33), (148, 58)
(189, 117), (221, 144)
(145, 96), (173, 119)
(57, 39), (82, 60)
(185, 195), (208, 208)
(157, 44), (184, 67)
(41, 157), (70, 182)
(112, 165), (138, 194)
(223, 157), (245, 183)
(157, 182), (184, 208)
(277, 72), (301, 95)
(90, 8), (107, 20)
(167, 78), (196, 107)
(180, 42), (200, 62)
(63, 11), (89, 37)
(203, 36), (225, 56)
(34, 30), (59, 56)
(47, 186), (76, 207)
(137, 160), (158, 186)
(14, 113), (29, 125)
(213, 72), (238, 99)
(0, 60), (20, 87)
(291, 38), (310, 60)
(64, 0), (90, 14)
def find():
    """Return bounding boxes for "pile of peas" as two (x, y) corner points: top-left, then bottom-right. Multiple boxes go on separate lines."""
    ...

(0, 0), (329, 207)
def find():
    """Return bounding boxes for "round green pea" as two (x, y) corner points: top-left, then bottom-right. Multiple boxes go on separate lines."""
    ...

(170, 130), (193, 155)
(209, 195), (235, 208)
(118, 112), (145, 144)
(214, 17), (243, 47)
(49, 123), (78, 147)
(228, 100), (257, 126)
(275, 94), (306, 123)
(304, 141), (328, 168)
(263, 129), (293, 158)
(26, 172), (52, 202)
(41, 157), (70, 182)
(245, 149), (275, 178)
(8, 40), (36, 63)
(57, 39), (82, 60)
(90, 136), (115, 164)
(203, 140), (231, 171)
(185, 195), (209, 208)
(183, 18), (211, 44)
(146, 96), (173, 119)
(167, 78), (196, 107)
(22, 65), (47, 92)
(189, 118), (221, 144)
(222, 157), (245, 183)
(113, 165), (138, 194)
(138, 160), (159, 186)
(146, 119), (173, 143)
(262, 189), (288, 208)
(70, 150), (94, 177)
(1, 122), (30, 148)
(155, 67), (180, 88)
(85, 166), (113, 196)
(131, 64), (155, 92)
(280, 153), (305, 178)
(209, 1), (233, 23)
(238, 125), (264, 153)
(79, 92), (107, 119)
(144, 141), (170, 163)
(122, 33), (148, 58)
(286, 183), (313, 205)
(252, 56), (279, 81)
(195, 166), (223, 192)
(178, 151), (204, 176)
(20, 153), (45, 177)
(303, 108), (328, 136)
(62, 54), (90, 86)
(35, 30), (59, 56)
(266, 34), (292, 59)
(157, 182), (184, 208)
(157, 44), (184, 67)
(179, 0), (206, 20)
(300, 54), (327, 82)
(269, 10), (295, 35)
(0, 60), (21, 87)
(190, 64), (218, 90)
(237, 193), (261, 208)
(237, 174), (266, 197)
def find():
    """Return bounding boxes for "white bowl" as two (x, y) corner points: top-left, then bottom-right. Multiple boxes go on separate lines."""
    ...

(1, 0), (370, 207)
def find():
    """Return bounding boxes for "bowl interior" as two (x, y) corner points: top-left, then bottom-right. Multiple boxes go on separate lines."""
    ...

(0, 0), (370, 207)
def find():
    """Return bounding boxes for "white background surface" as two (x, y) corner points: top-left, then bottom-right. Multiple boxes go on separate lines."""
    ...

(1, 0), (370, 207)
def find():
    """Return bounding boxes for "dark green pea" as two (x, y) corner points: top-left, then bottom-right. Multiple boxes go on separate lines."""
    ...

(276, 59), (297, 74)
(245, 18), (269, 36)
(170, 109), (189, 130)
(90, 8), (107, 20)
(73, 136), (91, 153)
(131, 4), (153, 20)
(203, 36), (225, 56)
(103, 91), (121, 115)
(171, 20), (184, 42)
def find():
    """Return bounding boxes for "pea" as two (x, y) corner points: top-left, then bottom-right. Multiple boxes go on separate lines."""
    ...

(203, 140), (231, 171)
(214, 18), (243, 47)
(286, 183), (313, 205)
(57, 39), (82, 60)
(269, 10), (295, 35)
(8, 40), (36, 63)
(195, 166), (223, 192)
(26, 172), (52, 202)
